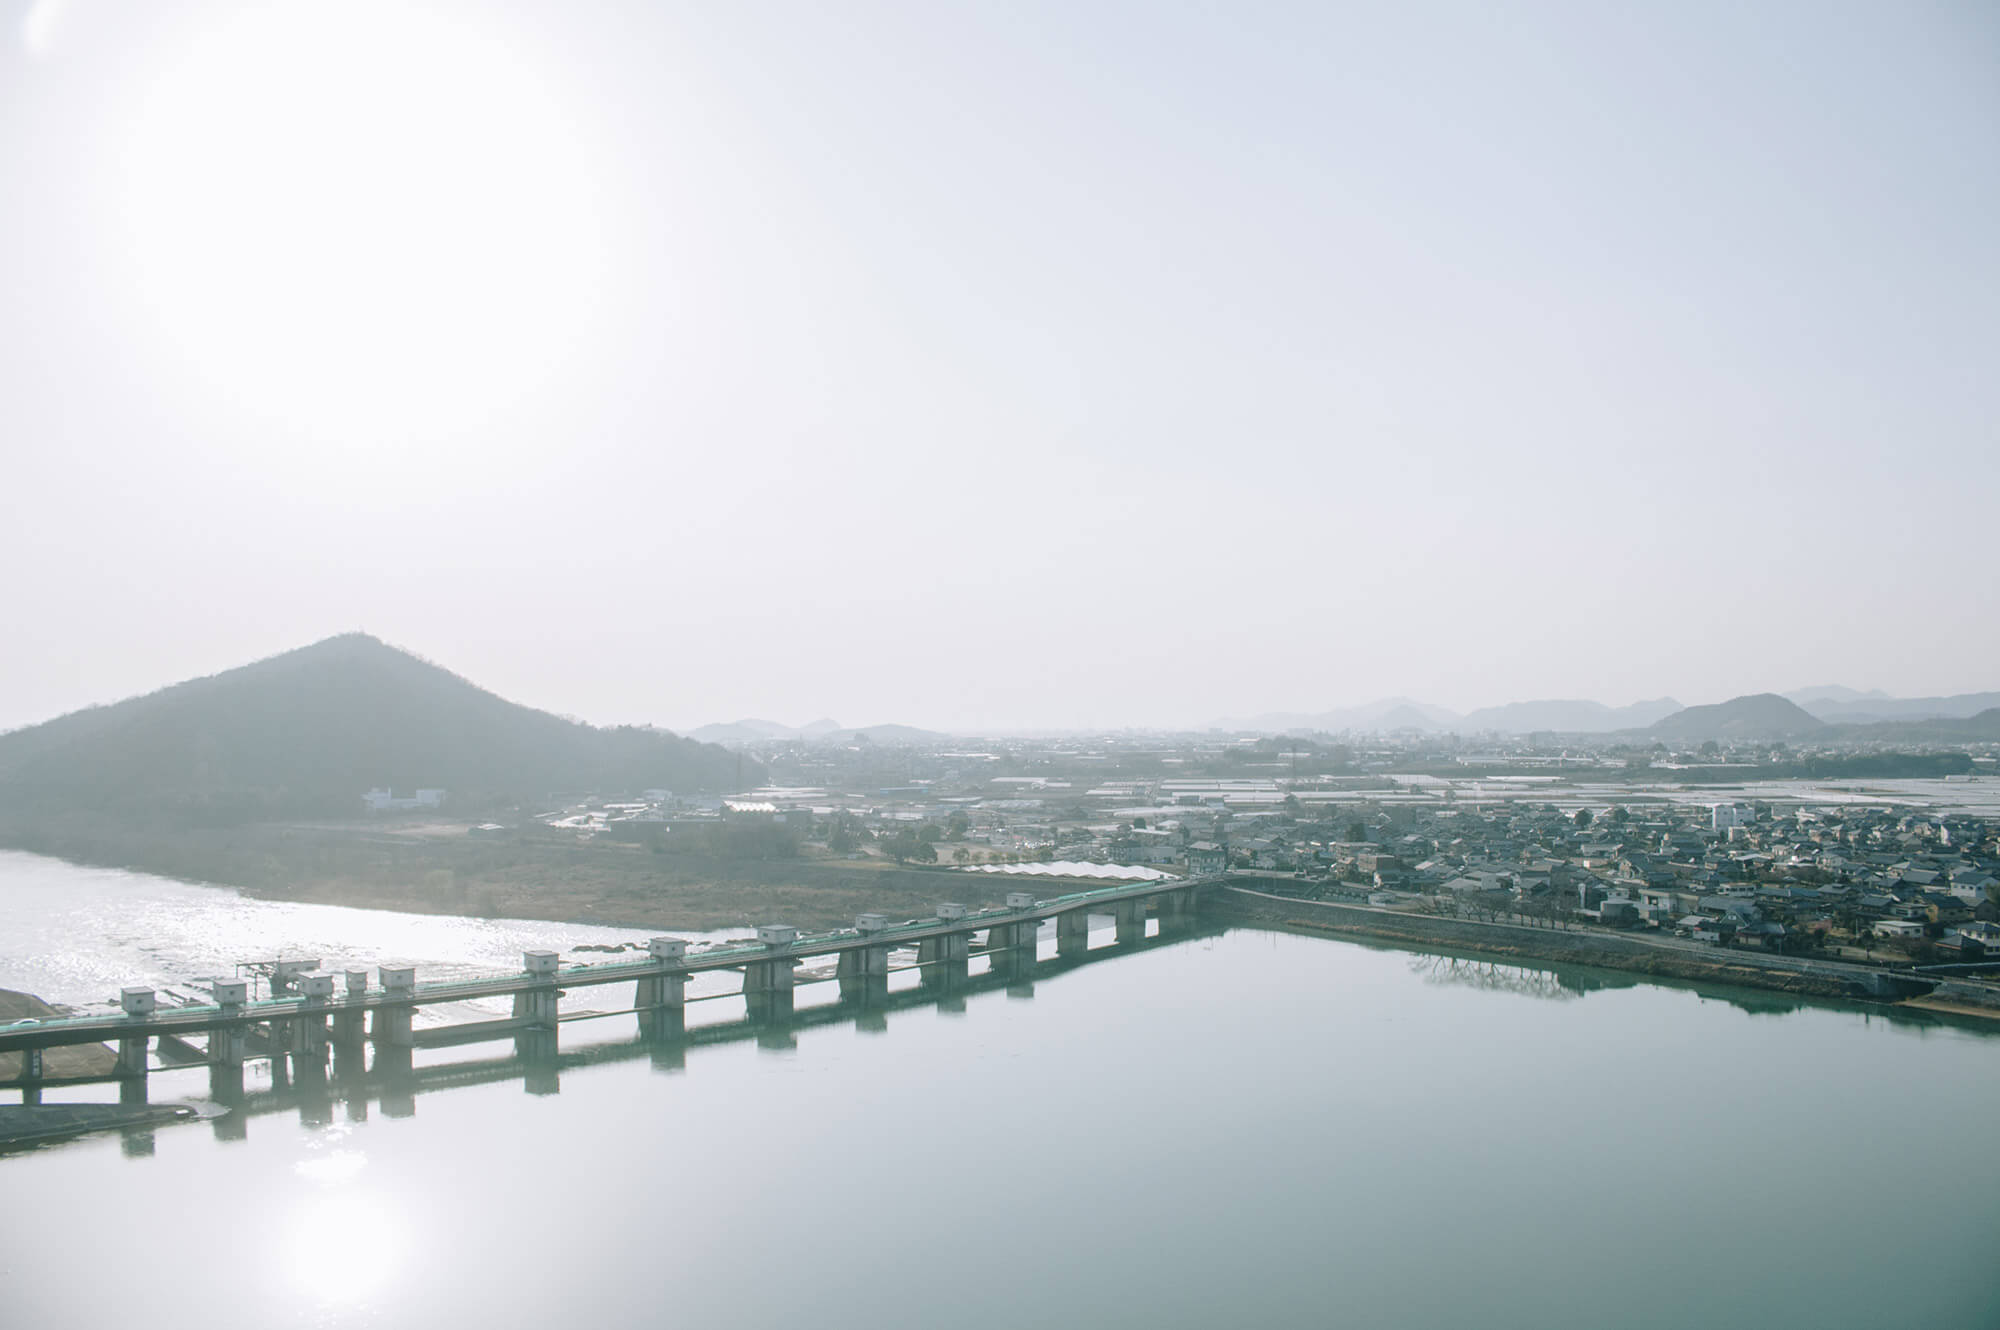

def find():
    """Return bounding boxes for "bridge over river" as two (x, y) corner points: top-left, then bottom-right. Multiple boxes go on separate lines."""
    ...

(0, 874), (1220, 1114)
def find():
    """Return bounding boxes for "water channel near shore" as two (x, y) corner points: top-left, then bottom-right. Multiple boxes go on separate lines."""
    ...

(2, 850), (1998, 1329)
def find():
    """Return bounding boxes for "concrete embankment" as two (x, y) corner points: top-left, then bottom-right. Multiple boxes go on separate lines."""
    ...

(1206, 887), (1905, 1004)
(0, 988), (116, 1080)
(0, 1102), (196, 1149)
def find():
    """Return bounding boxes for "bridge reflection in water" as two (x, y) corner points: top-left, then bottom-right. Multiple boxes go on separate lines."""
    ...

(65, 910), (1224, 1158)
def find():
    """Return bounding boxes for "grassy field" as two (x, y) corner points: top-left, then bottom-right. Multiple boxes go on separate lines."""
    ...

(0, 816), (1017, 932)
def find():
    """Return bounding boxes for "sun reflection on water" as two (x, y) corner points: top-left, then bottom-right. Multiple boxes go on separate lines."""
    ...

(284, 1148), (406, 1308)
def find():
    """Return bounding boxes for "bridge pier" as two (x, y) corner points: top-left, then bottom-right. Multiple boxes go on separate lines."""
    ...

(207, 980), (248, 1067)
(294, 973), (334, 1061)
(918, 932), (970, 965)
(18, 1047), (42, 1106)
(333, 969), (370, 1049)
(919, 930), (970, 990)
(512, 951), (562, 1030)
(837, 945), (891, 1005)
(334, 1040), (369, 1123)
(516, 1026), (560, 1095)
(294, 1047), (334, 1127)
(372, 967), (417, 1049)
(742, 958), (796, 1021)
(1155, 886), (1198, 928)
(117, 987), (155, 1081)
(745, 927), (799, 1021)
(1114, 900), (1148, 944)
(637, 939), (689, 1039)
(1057, 909), (1091, 958)
(987, 893), (1041, 981)
(209, 1061), (248, 1142)
(208, 1060), (244, 1105)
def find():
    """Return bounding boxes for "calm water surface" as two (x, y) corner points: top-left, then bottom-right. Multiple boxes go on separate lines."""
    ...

(2, 852), (1997, 1329)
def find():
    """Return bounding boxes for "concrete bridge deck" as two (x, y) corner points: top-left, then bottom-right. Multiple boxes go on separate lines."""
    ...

(0, 922), (1220, 1152)
(0, 873), (1220, 1076)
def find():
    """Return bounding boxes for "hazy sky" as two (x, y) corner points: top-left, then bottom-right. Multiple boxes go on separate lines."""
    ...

(4, 0), (1996, 735)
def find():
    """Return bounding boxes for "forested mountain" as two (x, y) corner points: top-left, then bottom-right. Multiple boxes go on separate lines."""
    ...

(0, 634), (753, 821)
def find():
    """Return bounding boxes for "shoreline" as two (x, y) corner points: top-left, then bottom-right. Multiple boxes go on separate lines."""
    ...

(0, 832), (995, 934)
(1207, 886), (2000, 1022)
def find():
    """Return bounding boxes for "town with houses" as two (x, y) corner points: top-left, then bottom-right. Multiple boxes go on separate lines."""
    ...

(427, 725), (2000, 974)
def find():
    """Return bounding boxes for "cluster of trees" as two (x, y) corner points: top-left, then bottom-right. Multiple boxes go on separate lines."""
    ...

(823, 810), (988, 866)
(1450, 882), (1575, 930)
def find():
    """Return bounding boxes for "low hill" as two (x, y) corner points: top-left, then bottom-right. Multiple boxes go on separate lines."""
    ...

(0, 634), (754, 821)
(1646, 693), (1826, 741)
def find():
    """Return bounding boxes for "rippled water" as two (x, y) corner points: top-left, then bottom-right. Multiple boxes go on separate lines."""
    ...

(3, 852), (1998, 1330)
(0, 850), (749, 1011)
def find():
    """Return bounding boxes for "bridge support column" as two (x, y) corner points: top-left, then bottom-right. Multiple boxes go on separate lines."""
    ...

(208, 1060), (244, 1109)
(512, 951), (562, 1030)
(742, 957), (796, 1022)
(1057, 910), (1091, 958)
(117, 986), (155, 1080)
(516, 1027), (560, 1095)
(918, 931), (970, 989)
(295, 973), (333, 1061)
(837, 945), (891, 1004)
(266, 1016), (293, 1064)
(987, 903), (1039, 984)
(638, 938), (689, 1039)
(372, 966), (417, 1049)
(19, 1047), (42, 1105)
(208, 979), (248, 1067)
(379, 1044), (416, 1119)
(1155, 886), (1198, 928)
(334, 969), (369, 1049)
(1114, 900), (1147, 944)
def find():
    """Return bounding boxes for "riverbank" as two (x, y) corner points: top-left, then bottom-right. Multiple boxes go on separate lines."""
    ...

(0, 989), (115, 1079)
(0, 1102), (196, 1149)
(0, 820), (996, 932)
(1207, 886), (2000, 1018)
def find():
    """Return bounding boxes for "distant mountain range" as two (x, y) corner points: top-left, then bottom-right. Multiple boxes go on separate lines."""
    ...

(0, 634), (754, 819)
(687, 718), (953, 746)
(1217, 696), (1679, 735)
(1217, 685), (2000, 738)
(1784, 690), (2000, 724)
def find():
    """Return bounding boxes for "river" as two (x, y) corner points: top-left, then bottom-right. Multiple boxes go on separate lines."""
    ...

(1, 850), (1997, 1329)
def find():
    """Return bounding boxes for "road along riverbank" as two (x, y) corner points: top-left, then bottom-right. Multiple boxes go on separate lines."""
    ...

(0, 989), (114, 1080)
(1207, 886), (2000, 1017)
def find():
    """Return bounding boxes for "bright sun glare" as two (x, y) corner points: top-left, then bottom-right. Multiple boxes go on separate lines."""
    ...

(113, 4), (609, 461)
